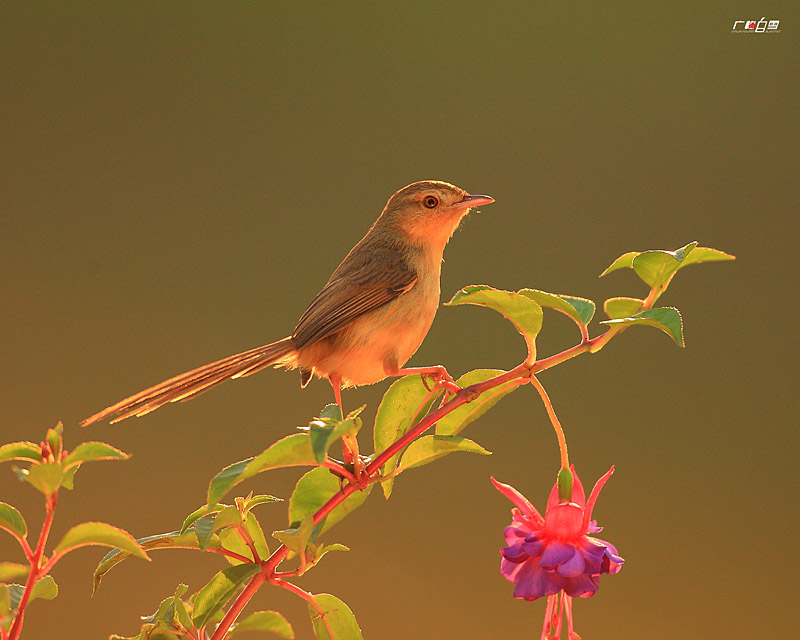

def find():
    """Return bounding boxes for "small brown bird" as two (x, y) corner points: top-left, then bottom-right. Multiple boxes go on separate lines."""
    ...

(82, 180), (493, 427)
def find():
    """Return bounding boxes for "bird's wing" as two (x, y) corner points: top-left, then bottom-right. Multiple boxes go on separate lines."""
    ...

(292, 244), (417, 350)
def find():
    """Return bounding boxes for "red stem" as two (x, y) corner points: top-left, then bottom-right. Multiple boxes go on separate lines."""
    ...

(322, 459), (357, 484)
(209, 569), (266, 640)
(234, 524), (260, 563)
(212, 325), (631, 637)
(19, 537), (34, 564)
(8, 493), (58, 640)
(271, 578), (335, 637)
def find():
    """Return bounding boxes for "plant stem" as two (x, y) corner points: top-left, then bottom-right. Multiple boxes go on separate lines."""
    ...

(529, 376), (569, 470)
(8, 493), (57, 640)
(234, 524), (260, 563)
(215, 323), (633, 633)
(209, 569), (266, 640)
(271, 578), (335, 638)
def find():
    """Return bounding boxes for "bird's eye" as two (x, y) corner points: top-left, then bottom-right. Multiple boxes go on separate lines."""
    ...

(423, 195), (439, 209)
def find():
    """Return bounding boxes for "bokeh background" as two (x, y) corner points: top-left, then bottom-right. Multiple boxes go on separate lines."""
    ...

(2, 3), (797, 639)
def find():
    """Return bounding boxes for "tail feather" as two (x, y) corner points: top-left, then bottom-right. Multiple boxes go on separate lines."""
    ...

(81, 337), (296, 426)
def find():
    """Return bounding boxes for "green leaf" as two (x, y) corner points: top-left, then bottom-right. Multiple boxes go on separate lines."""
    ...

(214, 510), (274, 563)
(218, 527), (248, 564)
(0, 584), (9, 620)
(308, 542), (349, 566)
(309, 416), (361, 465)
(319, 404), (342, 422)
(231, 610), (295, 638)
(631, 242), (698, 289)
(604, 297), (644, 319)
(242, 512), (270, 560)
(24, 462), (64, 496)
(142, 594), (176, 624)
(208, 434), (316, 505)
(174, 594), (192, 630)
(678, 246), (736, 266)
(601, 307), (685, 346)
(374, 375), (442, 498)
(272, 514), (314, 556)
(180, 503), (225, 535)
(288, 467), (372, 537)
(141, 586), (188, 629)
(46, 423), (63, 459)
(446, 285), (543, 355)
(60, 463), (79, 490)
(0, 502), (27, 539)
(600, 243), (734, 300)
(0, 442), (43, 464)
(245, 494), (282, 509)
(29, 574), (58, 603)
(398, 435), (491, 471)
(435, 369), (518, 436)
(194, 514), (216, 551)
(207, 459), (252, 508)
(54, 522), (149, 560)
(94, 530), (220, 594)
(560, 295), (596, 325)
(519, 289), (595, 330)
(192, 564), (260, 629)
(7, 575), (58, 612)
(599, 251), (638, 277)
(211, 505), (243, 532)
(62, 442), (130, 468)
(309, 593), (362, 640)
(0, 563), (28, 582)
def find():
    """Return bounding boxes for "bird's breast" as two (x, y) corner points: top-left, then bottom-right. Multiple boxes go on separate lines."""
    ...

(298, 272), (440, 387)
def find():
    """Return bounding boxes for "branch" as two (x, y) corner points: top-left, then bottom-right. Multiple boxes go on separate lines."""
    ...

(8, 493), (58, 640)
(210, 317), (642, 636)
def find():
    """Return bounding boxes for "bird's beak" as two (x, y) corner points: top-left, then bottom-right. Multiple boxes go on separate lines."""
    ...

(452, 194), (495, 211)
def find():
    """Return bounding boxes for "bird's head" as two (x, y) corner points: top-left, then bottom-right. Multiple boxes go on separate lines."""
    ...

(381, 180), (494, 252)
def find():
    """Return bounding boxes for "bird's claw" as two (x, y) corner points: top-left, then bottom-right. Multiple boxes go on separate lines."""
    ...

(421, 367), (462, 395)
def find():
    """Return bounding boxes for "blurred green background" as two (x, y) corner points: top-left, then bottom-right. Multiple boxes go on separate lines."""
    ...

(1, 3), (797, 639)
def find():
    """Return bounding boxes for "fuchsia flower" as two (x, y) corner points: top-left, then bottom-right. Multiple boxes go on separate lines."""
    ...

(492, 466), (623, 601)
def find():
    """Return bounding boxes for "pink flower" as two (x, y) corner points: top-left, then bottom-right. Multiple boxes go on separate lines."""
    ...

(492, 466), (623, 601)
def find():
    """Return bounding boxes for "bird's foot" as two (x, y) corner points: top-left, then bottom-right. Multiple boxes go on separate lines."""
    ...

(398, 365), (462, 395)
(341, 434), (370, 489)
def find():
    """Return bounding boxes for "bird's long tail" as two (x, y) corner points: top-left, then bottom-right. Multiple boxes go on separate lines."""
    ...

(81, 337), (296, 426)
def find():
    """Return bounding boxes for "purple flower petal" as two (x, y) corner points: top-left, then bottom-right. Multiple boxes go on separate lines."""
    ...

(521, 536), (545, 558)
(587, 520), (603, 534)
(555, 550), (586, 577)
(501, 557), (528, 582)
(504, 524), (528, 545)
(582, 537), (608, 557)
(599, 539), (621, 559)
(539, 540), (576, 568)
(601, 549), (625, 575)
(513, 561), (564, 600)
(591, 537), (624, 573)
(581, 549), (603, 574)
(501, 542), (528, 562)
(495, 466), (623, 603)
(564, 573), (598, 597)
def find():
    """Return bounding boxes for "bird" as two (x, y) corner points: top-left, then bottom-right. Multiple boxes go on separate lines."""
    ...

(81, 180), (494, 429)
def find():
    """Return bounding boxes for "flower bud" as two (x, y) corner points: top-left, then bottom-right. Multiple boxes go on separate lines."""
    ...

(557, 467), (573, 502)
